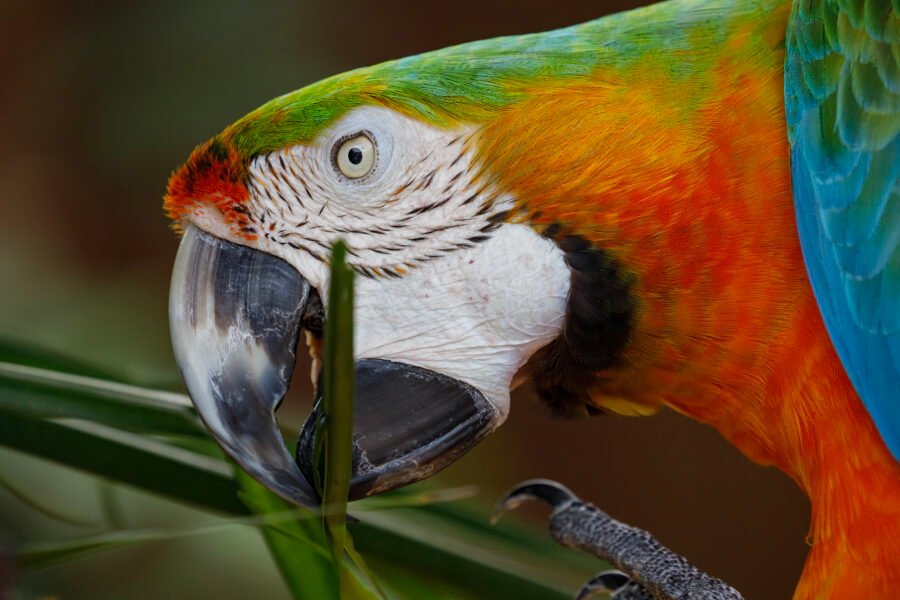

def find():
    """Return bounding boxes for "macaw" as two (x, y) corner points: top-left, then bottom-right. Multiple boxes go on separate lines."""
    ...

(163, 0), (900, 597)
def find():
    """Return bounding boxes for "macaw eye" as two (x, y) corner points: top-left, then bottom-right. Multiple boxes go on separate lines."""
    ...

(334, 132), (376, 179)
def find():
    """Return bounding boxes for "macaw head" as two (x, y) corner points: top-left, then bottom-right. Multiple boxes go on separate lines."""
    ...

(165, 30), (643, 507)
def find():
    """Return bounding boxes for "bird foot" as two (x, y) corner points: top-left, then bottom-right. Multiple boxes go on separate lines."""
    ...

(493, 479), (744, 600)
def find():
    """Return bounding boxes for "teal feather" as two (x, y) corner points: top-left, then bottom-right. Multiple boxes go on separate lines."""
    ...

(787, 0), (900, 459)
(799, 0), (818, 22)
(797, 15), (832, 58)
(802, 52), (844, 98)
(840, 0), (868, 28)
(821, 141), (899, 243)
(875, 43), (900, 92)
(844, 268), (888, 330)
(825, 1), (843, 48)
(796, 92), (864, 178)
(884, 254), (900, 331)
(837, 60), (900, 149)
(851, 60), (900, 112)
(788, 53), (821, 118)
(839, 10), (878, 60)
(864, 0), (894, 40)
(813, 148), (870, 210)
(831, 189), (900, 277)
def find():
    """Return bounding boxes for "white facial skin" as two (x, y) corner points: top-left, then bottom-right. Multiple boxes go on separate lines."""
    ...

(188, 106), (571, 423)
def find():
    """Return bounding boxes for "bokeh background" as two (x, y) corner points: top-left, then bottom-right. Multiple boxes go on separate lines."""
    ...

(1, 1), (809, 598)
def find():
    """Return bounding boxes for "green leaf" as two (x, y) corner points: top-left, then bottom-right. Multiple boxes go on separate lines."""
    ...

(354, 509), (585, 599)
(320, 239), (355, 571)
(353, 485), (479, 512)
(0, 345), (599, 598)
(0, 409), (247, 515)
(239, 472), (384, 600)
(0, 473), (99, 528)
(0, 360), (205, 437)
(19, 501), (332, 573)
(345, 534), (390, 600)
(20, 528), (170, 570)
(0, 335), (123, 382)
(1, 406), (591, 598)
(20, 504), (346, 574)
(237, 470), (340, 600)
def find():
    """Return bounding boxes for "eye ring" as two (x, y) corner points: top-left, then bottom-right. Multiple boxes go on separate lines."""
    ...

(331, 130), (377, 180)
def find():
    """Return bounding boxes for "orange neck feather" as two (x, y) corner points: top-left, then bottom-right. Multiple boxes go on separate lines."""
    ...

(476, 8), (900, 597)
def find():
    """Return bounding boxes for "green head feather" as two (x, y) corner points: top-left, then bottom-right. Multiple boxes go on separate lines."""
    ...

(218, 0), (780, 161)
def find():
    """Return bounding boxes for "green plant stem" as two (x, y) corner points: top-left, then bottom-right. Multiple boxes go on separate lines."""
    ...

(321, 239), (356, 586)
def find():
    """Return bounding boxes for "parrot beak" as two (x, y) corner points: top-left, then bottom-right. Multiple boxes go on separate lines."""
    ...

(169, 225), (318, 507)
(297, 359), (496, 500)
(169, 225), (499, 507)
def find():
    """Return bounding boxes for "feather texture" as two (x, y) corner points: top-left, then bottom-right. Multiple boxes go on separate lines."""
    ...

(786, 0), (900, 462)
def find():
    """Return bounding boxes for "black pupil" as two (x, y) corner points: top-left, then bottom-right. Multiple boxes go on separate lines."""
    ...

(348, 147), (363, 165)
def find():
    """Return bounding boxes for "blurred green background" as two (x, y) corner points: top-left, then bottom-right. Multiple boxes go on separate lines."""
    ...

(1, 1), (809, 598)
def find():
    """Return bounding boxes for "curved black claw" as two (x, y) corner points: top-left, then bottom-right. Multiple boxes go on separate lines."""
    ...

(576, 571), (651, 600)
(492, 479), (577, 523)
(494, 479), (744, 600)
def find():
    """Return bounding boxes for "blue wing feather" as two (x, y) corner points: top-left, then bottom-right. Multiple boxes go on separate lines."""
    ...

(787, 0), (900, 460)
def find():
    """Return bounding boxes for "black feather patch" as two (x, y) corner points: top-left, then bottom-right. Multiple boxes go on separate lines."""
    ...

(526, 227), (637, 418)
